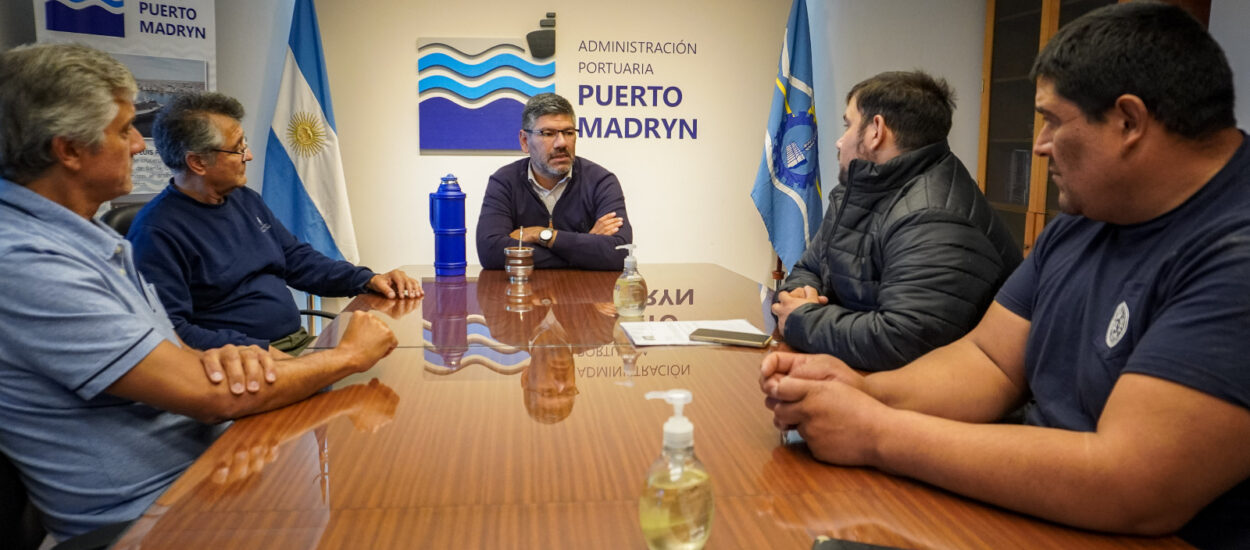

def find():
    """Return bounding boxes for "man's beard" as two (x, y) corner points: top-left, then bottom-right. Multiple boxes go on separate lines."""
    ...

(836, 126), (873, 187)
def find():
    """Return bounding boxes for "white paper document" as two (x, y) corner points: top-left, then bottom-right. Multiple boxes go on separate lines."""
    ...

(620, 319), (766, 346)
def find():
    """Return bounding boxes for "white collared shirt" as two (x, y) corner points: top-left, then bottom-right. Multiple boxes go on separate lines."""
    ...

(528, 162), (573, 214)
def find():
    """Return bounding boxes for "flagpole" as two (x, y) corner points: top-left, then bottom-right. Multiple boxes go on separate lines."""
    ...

(751, 0), (822, 274)
(773, 255), (785, 292)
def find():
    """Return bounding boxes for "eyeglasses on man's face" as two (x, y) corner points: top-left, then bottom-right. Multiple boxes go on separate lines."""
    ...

(212, 137), (250, 158)
(524, 128), (578, 141)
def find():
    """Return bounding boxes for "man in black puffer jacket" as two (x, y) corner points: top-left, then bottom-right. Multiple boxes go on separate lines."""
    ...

(773, 71), (1021, 371)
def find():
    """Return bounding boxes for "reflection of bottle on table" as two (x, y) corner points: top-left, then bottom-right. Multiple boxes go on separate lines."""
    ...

(429, 275), (467, 369)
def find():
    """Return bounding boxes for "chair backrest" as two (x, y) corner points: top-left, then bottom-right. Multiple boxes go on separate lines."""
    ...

(0, 452), (46, 550)
(100, 202), (145, 237)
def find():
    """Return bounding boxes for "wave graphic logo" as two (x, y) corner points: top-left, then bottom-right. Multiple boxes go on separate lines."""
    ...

(45, 0), (125, 38)
(418, 38), (554, 151)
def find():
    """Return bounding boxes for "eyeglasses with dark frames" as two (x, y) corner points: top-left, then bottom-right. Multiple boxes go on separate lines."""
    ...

(211, 137), (250, 158)
(523, 128), (578, 141)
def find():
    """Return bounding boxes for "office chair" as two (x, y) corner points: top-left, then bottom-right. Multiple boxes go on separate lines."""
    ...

(99, 202), (145, 236)
(1, 452), (46, 550)
(300, 304), (338, 337)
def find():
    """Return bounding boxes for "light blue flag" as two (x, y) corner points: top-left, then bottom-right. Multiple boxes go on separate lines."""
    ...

(262, 0), (358, 263)
(751, 0), (821, 272)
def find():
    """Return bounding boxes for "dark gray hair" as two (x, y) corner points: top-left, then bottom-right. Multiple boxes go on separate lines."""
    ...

(0, 43), (138, 184)
(152, 92), (246, 173)
(521, 93), (575, 130)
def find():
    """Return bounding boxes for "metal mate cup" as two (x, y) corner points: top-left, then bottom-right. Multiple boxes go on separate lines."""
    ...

(506, 281), (533, 312)
(504, 246), (534, 282)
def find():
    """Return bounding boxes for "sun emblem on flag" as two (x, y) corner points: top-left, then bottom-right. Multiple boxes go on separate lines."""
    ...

(286, 111), (327, 157)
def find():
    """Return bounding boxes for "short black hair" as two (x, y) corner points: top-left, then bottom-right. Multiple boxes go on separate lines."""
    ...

(1031, 1), (1235, 140)
(847, 71), (955, 151)
(521, 93), (574, 130)
(152, 92), (245, 173)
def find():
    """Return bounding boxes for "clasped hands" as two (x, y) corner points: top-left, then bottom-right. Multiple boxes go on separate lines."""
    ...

(772, 285), (829, 333)
(198, 311), (397, 395)
(760, 351), (895, 467)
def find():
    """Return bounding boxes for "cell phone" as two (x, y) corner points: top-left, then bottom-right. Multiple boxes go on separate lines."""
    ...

(688, 328), (773, 348)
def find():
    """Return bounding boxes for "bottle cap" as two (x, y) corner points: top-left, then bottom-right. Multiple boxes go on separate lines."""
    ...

(616, 243), (637, 269)
(438, 173), (463, 193)
(645, 389), (693, 448)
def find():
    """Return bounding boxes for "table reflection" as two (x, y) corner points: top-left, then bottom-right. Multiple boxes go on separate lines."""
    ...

(519, 319), (578, 423)
(121, 265), (1187, 550)
(417, 270), (620, 424)
(427, 275), (469, 368)
(113, 380), (399, 549)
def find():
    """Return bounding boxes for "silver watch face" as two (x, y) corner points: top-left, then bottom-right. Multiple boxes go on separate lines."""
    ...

(540, 228), (553, 241)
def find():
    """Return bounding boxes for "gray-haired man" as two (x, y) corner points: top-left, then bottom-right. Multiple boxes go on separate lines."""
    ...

(0, 43), (396, 541)
(127, 91), (419, 356)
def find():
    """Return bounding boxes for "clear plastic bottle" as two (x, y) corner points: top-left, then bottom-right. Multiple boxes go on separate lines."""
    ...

(614, 244), (647, 317)
(639, 390), (713, 550)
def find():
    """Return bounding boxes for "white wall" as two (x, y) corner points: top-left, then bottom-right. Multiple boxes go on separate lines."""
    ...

(211, 0), (986, 284)
(215, 0), (294, 205)
(316, 0), (787, 282)
(810, 0), (985, 214)
(0, 1), (35, 49)
(4, 1), (1245, 283)
(1210, 0), (1250, 128)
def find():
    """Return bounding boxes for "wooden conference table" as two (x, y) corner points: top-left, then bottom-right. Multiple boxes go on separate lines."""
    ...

(115, 264), (1189, 549)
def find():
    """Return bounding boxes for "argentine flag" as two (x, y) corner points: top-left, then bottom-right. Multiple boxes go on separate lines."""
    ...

(751, 0), (821, 272)
(262, 0), (359, 263)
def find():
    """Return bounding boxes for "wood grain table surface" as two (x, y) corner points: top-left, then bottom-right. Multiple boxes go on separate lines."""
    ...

(115, 264), (1189, 549)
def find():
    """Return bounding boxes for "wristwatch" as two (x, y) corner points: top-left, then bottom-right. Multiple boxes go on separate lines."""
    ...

(538, 228), (554, 246)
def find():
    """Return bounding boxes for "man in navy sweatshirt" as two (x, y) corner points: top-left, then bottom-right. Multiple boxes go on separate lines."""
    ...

(128, 92), (420, 356)
(476, 93), (633, 270)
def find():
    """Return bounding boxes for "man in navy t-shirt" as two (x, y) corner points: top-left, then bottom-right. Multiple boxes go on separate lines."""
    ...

(759, 4), (1250, 548)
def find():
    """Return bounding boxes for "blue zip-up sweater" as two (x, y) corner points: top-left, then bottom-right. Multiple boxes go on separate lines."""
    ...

(128, 182), (374, 349)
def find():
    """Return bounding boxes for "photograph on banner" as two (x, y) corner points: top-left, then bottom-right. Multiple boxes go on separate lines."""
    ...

(34, 0), (217, 199)
(114, 53), (209, 194)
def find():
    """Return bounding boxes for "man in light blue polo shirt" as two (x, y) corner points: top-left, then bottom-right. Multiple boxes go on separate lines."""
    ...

(0, 43), (398, 542)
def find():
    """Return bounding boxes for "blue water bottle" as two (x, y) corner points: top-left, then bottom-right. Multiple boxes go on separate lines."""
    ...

(430, 174), (466, 276)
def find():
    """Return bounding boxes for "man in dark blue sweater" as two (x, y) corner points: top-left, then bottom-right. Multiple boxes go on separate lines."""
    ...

(476, 93), (632, 270)
(128, 92), (421, 355)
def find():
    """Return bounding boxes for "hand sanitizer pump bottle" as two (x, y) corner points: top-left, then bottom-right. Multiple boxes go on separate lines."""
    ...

(639, 389), (714, 550)
(614, 244), (647, 317)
